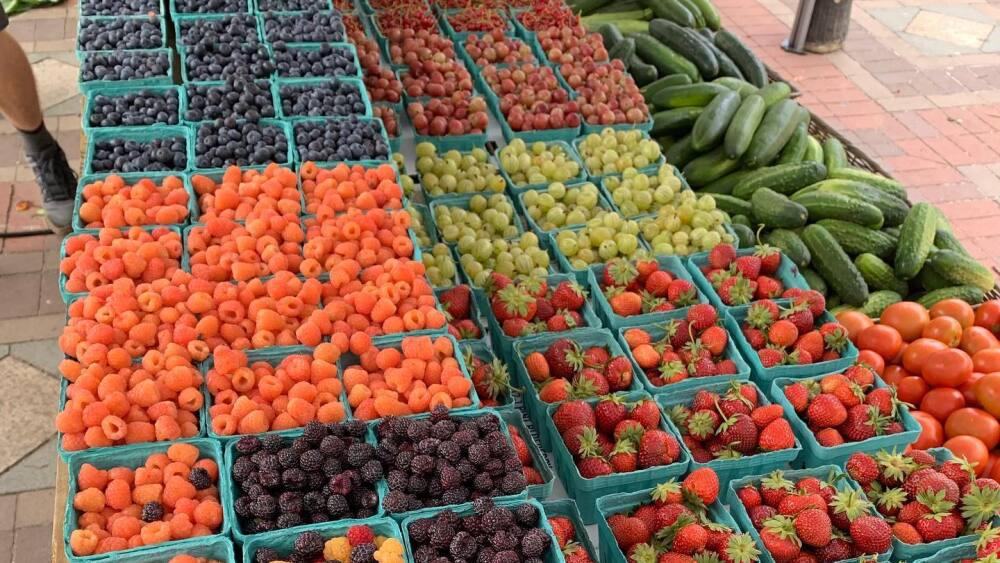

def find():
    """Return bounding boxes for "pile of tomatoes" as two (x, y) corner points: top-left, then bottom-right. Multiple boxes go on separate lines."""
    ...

(836, 299), (1000, 479)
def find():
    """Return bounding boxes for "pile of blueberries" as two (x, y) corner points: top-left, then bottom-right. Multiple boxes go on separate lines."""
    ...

(272, 42), (360, 78)
(77, 16), (164, 51)
(80, 0), (158, 16)
(278, 78), (367, 118)
(179, 14), (274, 81)
(257, 0), (327, 11)
(184, 78), (277, 122)
(262, 11), (345, 43)
(173, 0), (248, 14)
(81, 50), (170, 83)
(89, 134), (188, 173)
(87, 88), (181, 128)
(293, 116), (390, 162)
(194, 117), (290, 169)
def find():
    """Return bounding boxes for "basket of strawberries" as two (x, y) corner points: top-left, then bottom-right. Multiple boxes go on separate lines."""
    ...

(686, 243), (810, 310)
(588, 255), (709, 331)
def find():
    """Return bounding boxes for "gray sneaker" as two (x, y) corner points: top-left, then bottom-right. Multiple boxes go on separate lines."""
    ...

(24, 143), (77, 234)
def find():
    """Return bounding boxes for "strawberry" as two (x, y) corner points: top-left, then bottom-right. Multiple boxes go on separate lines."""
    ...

(551, 281), (586, 310)
(816, 428), (844, 447)
(552, 400), (595, 434)
(535, 297), (556, 321)
(743, 327), (767, 350)
(672, 522), (708, 555)
(651, 480), (683, 506)
(717, 413), (759, 455)
(691, 390), (719, 412)
(644, 270), (674, 298)
(715, 359), (737, 374)
(510, 431), (531, 466)
(767, 320), (799, 347)
(605, 356), (634, 391)
(439, 284), (472, 319)
(734, 255), (761, 280)
(524, 351), (549, 381)
(502, 317), (531, 337)
(783, 382), (811, 413)
(637, 429), (679, 468)
(778, 493), (827, 516)
(519, 277), (548, 298)
(793, 330), (824, 359)
(688, 356), (716, 378)
(796, 290), (826, 319)
(609, 440), (638, 473)
(538, 378), (571, 402)
(891, 522), (922, 544)
(761, 471), (795, 507)
(781, 305), (815, 335)
(635, 258), (659, 281)
(737, 485), (762, 509)
(614, 419), (645, 442)
(898, 501), (931, 524)
(483, 271), (512, 295)
(794, 508), (832, 548)
(667, 278), (696, 303)
(549, 516), (575, 547)
(748, 505), (777, 529)
(610, 516), (650, 550)
(452, 318), (481, 339)
(562, 543), (593, 563)
(655, 503), (693, 530)
(840, 404), (885, 442)
(578, 453), (614, 479)
(603, 258), (638, 288)
(562, 425), (591, 457)
(759, 418), (795, 451)
(719, 276), (755, 305)
(609, 290), (643, 316)
(846, 452), (879, 486)
(814, 538), (852, 562)
(595, 395), (627, 436)
(844, 364), (876, 387)
(807, 393), (848, 428)
(865, 387), (896, 416)
(583, 346), (610, 368)
(630, 399), (661, 430)
(755, 242), (781, 275)
(758, 348), (785, 367)
(686, 303), (718, 331)
(850, 515), (892, 554)
(751, 404), (784, 429)
(754, 276), (783, 299)
(544, 339), (584, 379)
(939, 459), (974, 490)
(493, 284), (537, 321)
(819, 322), (849, 353)
(682, 467), (720, 505)
(546, 311), (577, 332)
(759, 516), (801, 561)
(732, 380), (759, 406)
(665, 318), (693, 349)
(708, 243), (737, 269)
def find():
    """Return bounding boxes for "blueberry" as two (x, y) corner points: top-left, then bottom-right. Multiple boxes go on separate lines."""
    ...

(272, 42), (359, 78)
(279, 77), (366, 118)
(195, 119), (288, 169)
(257, 0), (326, 11)
(179, 16), (274, 81)
(88, 88), (180, 128)
(80, 0), (158, 16)
(90, 135), (187, 173)
(177, 14), (258, 47)
(173, 0), (247, 14)
(262, 11), (345, 43)
(292, 116), (389, 162)
(184, 78), (276, 122)
(81, 50), (170, 83)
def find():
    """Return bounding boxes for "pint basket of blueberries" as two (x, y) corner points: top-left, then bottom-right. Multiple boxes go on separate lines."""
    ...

(191, 117), (293, 172)
(77, 49), (174, 93)
(82, 85), (182, 131)
(290, 116), (392, 166)
(275, 76), (372, 120)
(75, 14), (168, 53)
(181, 78), (279, 124)
(84, 126), (192, 175)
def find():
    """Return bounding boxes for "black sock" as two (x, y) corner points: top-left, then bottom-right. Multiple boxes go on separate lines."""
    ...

(18, 120), (57, 157)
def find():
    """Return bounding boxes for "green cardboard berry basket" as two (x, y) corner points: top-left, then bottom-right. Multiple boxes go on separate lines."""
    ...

(486, 272), (603, 363)
(571, 133), (666, 183)
(404, 97), (490, 152)
(540, 499), (599, 561)
(655, 379), (802, 485)
(454, 34), (540, 71)
(598, 162), (692, 218)
(274, 76), (372, 119)
(547, 221), (651, 284)
(770, 371), (921, 468)
(179, 80), (278, 127)
(72, 171), (198, 231)
(79, 0), (163, 17)
(272, 41), (362, 79)
(189, 118), (293, 173)
(258, 10), (348, 45)
(496, 139), (587, 196)
(545, 390), (690, 524)
(299, 158), (407, 214)
(489, 96), (582, 145)
(59, 225), (184, 304)
(371, 408), (529, 522)
(222, 423), (388, 544)
(289, 116), (392, 166)
(460, 340), (516, 411)
(76, 14), (168, 54)
(428, 191), (526, 246)
(407, 203), (439, 247)
(455, 231), (556, 311)
(420, 244), (463, 289)
(588, 254), (706, 331)
(201, 346), (351, 443)
(724, 305), (860, 386)
(77, 49), (174, 94)
(186, 163), (305, 222)
(415, 147), (508, 203)
(686, 247), (811, 311)
(511, 327), (639, 451)
(436, 286), (488, 346)
(252, 0), (332, 12)
(181, 218), (310, 277)
(339, 332), (479, 422)
(437, 7), (513, 42)
(82, 85), (181, 133)
(240, 517), (401, 563)
(173, 13), (263, 46)
(83, 125), (194, 176)
(176, 44), (274, 84)
(913, 544), (977, 563)
(617, 318), (752, 397)
(169, 0), (250, 15)
(63, 438), (229, 562)
(515, 179), (614, 236)
(596, 485), (745, 563)
(112, 536), (236, 563)
(727, 465), (893, 563)
(501, 410), (555, 498)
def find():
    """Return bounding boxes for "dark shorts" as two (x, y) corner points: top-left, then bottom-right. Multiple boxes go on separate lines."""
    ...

(0, 3), (7, 32)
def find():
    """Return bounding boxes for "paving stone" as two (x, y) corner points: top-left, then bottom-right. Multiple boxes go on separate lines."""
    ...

(12, 523), (51, 563)
(901, 31), (982, 56)
(41, 251), (59, 272)
(11, 339), (61, 378)
(0, 273), (40, 320)
(867, 6), (919, 32)
(0, 357), (59, 475)
(905, 10), (993, 49)
(923, 4), (997, 25)
(0, 439), (55, 496)
(38, 270), (62, 315)
(13, 489), (53, 528)
(0, 495), (14, 532)
(0, 253), (42, 276)
(0, 313), (61, 345)
(30, 58), (78, 115)
(0, 531), (11, 563)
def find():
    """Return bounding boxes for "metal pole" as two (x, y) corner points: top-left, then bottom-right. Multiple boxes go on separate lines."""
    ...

(783, 0), (816, 53)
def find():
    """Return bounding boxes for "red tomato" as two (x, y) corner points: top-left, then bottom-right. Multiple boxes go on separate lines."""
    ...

(990, 452), (1000, 482)
(919, 388), (966, 422)
(922, 348), (973, 388)
(836, 311), (874, 343)
(974, 300), (1000, 336)
(930, 298), (976, 329)
(960, 372), (984, 407)
(943, 435), (990, 475)
(857, 325), (904, 361)
(973, 348), (1000, 374)
(902, 338), (949, 375)
(922, 316), (963, 347)
(856, 349), (885, 376)
(910, 410), (944, 449)
(897, 376), (929, 406)
(975, 372), (1000, 419)
(945, 407), (1000, 449)
(880, 302), (931, 342)
(882, 365), (911, 388)
(961, 326), (999, 357)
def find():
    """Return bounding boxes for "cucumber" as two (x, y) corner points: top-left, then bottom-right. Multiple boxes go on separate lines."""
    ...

(861, 291), (904, 318)
(574, 0), (614, 16)
(713, 77), (757, 97)
(934, 228), (971, 257)
(917, 286), (986, 308)
(855, 253), (909, 296)
(641, 0), (696, 27)
(731, 223), (756, 248)
(713, 29), (767, 87)
(630, 33), (700, 81)
(751, 187), (808, 228)
(829, 167), (909, 201)
(822, 137), (847, 172)
(641, 74), (692, 100)
(763, 228), (811, 267)
(627, 55), (659, 85)
(699, 169), (753, 194)
(918, 263), (952, 291)
(649, 19), (719, 79)
(584, 16), (650, 33)
(674, 0), (706, 27)
(724, 94), (766, 159)
(731, 161), (827, 199)
(743, 99), (804, 168)
(811, 179), (909, 228)
(815, 219), (896, 259)
(791, 190), (884, 229)
(664, 134), (699, 168)
(731, 214), (752, 227)
(691, 90), (741, 151)
(650, 83), (729, 109)
(609, 38), (637, 62)
(803, 135), (823, 164)
(598, 23), (626, 49)
(682, 146), (742, 187)
(800, 268), (827, 295)
(651, 107), (703, 136)
(689, 0), (720, 29)
(777, 122), (809, 164)
(757, 81), (791, 108)
(801, 223), (869, 306)
(894, 202), (937, 280)
(692, 33), (742, 79)
(927, 249), (996, 292)
(711, 193), (753, 217)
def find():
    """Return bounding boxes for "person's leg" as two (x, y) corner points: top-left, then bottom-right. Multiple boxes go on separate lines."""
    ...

(0, 21), (77, 233)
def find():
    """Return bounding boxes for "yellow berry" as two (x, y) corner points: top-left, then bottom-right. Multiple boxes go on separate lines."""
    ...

(323, 537), (351, 562)
(378, 538), (403, 553)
